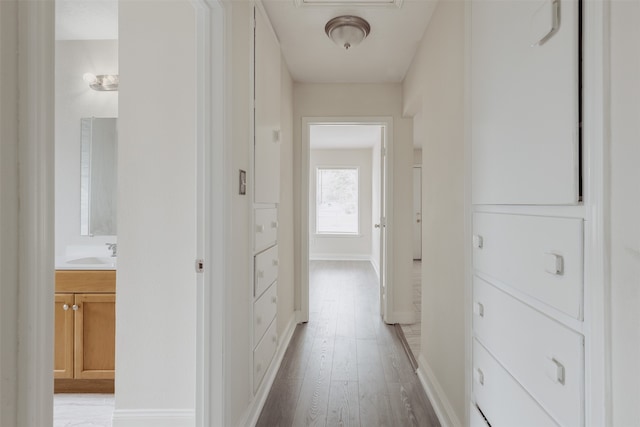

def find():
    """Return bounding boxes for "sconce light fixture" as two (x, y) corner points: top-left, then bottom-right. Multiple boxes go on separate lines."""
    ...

(325, 15), (371, 50)
(83, 73), (119, 91)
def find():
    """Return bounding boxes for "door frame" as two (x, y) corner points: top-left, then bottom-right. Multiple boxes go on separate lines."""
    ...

(412, 165), (422, 260)
(300, 117), (394, 324)
(14, 0), (228, 425)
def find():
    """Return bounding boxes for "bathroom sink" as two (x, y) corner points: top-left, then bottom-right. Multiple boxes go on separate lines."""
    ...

(66, 257), (115, 265)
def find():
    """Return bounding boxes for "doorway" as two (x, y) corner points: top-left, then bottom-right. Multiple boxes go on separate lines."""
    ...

(300, 118), (394, 324)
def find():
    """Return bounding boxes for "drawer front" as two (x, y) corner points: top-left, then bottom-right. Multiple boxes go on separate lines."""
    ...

(473, 277), (584, 427)
(255, 208), (278, 252)
(473, 213), (583, 319)
(473, 339), (558, 427)
(253, 319), (277, 393)
(470, 403), (489, 427)
(254, 281), (277, 347)
(254, 245), (278, 297)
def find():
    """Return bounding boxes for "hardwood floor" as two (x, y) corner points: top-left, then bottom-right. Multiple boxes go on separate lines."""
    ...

(256, 260), (439, 427)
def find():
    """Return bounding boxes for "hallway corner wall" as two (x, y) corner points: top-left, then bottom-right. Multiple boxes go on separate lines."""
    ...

(610, 1), (640, 424)
(402, 0), (466, 425)
(0, 1), (19, 425)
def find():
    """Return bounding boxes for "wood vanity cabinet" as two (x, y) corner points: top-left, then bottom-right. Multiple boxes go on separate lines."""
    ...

(54, 270), (116, 393)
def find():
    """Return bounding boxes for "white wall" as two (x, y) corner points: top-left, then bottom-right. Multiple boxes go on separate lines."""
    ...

(0, 1), (19, 425)
(309, 149), (373, 260)
(278, 55), (295, 340)
(293, 83), (415, 322)
(402, 0), (465, 424)
(610, 1), (640, 424)
(115, 1), (196, 425)
(55, 40), (118, 257)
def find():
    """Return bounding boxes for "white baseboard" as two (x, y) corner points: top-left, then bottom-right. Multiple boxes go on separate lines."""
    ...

(416, 354), (462, 427)
(112, 409), (195, 427)
(370, 256), (380, 278)
(391, 310), (419, 324)
(241, 313), (297, 427)
(309, 253), (371, 261)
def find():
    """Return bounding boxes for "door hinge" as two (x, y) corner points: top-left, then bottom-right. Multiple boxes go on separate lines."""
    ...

(381, 147), (387, 156)
(195, 259), (205, 273)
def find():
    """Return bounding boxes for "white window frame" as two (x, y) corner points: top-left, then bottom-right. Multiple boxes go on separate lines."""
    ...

(315, 166), (360, 236)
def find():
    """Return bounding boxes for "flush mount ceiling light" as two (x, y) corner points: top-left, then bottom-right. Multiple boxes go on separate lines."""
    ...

(325, 15), (371, 50)
(83, 73), (119, 91)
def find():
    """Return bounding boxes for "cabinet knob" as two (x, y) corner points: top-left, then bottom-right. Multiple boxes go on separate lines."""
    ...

(62, 304), (69, 311)
(473, 235), (484, 249)
(272, 259), (279, 267)
(271, 296), (277, 304)
(474, 302), (485, 317)
(546, 357), (566, 385)
(475, 368), (485, 386)
(72, 304), (79, 311)
(544, 253), (564, 276)
(271, 221), (278, 229)
(256, 225), (265, 233)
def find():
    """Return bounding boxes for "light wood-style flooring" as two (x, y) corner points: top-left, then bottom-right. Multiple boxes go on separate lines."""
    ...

(256, 260), (439, 427)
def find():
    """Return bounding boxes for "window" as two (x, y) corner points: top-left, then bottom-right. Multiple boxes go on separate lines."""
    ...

(316, 167), (359, 234)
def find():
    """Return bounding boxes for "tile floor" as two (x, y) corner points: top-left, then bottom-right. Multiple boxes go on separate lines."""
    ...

(400, 260), (422, 360)
(54, 394), (114, 427)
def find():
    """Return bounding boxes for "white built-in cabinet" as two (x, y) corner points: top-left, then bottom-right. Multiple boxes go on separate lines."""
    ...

(252, 4), (280, 395)
(471, 0), (586, 426)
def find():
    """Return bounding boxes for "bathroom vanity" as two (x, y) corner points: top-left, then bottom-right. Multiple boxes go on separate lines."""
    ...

(54, 269), (116, 393)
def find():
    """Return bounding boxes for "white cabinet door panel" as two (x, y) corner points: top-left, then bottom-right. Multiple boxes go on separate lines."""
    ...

(254, 6), (281, 204)
(253, 319), (277, 393)
(253, 281), (277, 347)
(470, 403), (490, 427)
(255, 208), (278, 252)
(473, 339), (559, 427)
(254, 245), (278, 298)
(473, 277), (584, 427)
(473, 212), (584, 319)
(471, 0), (579, 205)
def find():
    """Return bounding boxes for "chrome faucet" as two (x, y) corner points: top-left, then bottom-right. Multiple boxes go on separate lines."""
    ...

(106, 243), (117, 257)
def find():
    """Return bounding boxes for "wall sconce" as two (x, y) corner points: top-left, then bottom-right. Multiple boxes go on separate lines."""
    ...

(83, 73), (119, 91)
(325, 16), (371, 50)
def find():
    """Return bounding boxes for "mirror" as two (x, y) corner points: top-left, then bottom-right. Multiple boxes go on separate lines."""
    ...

(80, 117), (118, 236)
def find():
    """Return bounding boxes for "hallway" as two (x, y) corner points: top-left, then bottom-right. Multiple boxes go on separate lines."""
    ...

(256, 261), (439, 426)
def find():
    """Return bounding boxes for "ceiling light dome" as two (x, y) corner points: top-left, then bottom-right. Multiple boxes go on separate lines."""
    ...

(325, 16), (371, 50)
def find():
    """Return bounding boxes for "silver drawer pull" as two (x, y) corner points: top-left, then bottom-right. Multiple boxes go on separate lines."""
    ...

(475, 368), (485, 386)
(473, 235), (484, 249)
(544, 253), (564, 276)
(474, 302), (485, 318)
(546, 357), (565, 385)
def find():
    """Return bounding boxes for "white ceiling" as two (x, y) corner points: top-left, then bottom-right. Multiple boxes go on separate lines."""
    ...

(310, 124), (382, 149)
(55, 0), (118, 41)
(262, 0), (437, 83)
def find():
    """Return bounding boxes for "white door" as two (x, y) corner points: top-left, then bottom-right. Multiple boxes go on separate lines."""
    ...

(254, 6), (281, 203)
(378, 126), (388, 319)
(471, 0), (580, 205)
(412, 167), (422, 260)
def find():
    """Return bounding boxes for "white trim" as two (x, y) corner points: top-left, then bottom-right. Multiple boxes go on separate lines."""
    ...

(582, 0), (611, 425)
(193, 0), (228, 426)
(370, 256), (380, 278)
(239, 314), (297, 427)
(301, 117), (394, 324)
(417, 354), (463, 427)
(309, 254), (371, 261)
(112, 409), (195, 427)
(17, 0), (55, 425)
(391, 311), (418, 324)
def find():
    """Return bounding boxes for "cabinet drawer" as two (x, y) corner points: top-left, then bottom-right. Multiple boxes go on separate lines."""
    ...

(253, 319), (277, 393)
(473, 277), (584, 427)
(473, 339), (558, 427)
(470, 403), (489, 427)
(255, 208), (278, 252)
(473, 213), (583, 319)
(255, 245), (278, 297)
(254, 281), (277, 347)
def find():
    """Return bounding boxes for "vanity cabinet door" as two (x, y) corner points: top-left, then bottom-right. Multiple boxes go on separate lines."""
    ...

(54, 294), (75, 379)
(74, 293), (116, 379)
